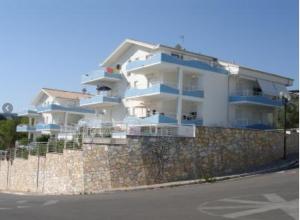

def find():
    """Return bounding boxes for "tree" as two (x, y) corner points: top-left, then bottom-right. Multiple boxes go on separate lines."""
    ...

(0, 117), (28, 150)
(277, 92), (299, 129)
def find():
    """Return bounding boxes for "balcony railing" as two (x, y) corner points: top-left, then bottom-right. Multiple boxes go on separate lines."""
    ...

(126, 53), (228, 74)
(81, 69), (122, 84)
(18, 109), (40, 117)
(149, 81), (204, 98)
(182, 90), (204, 98)
(36, 123), (61, 131)
(36, 104), (95, 114)
(80, 95), (121, 107)
(126, 110), (203, 126)
(229, 90), (282, 107)
(232, 119), (274, 130)
(81, 121), (196, 138)
(125, 83), (179, 98)
(16, 124), (36, 132)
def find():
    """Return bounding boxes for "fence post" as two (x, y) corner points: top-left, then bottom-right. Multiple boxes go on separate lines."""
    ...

(14, 148), (16, 160)
(46, 142), (49, 155)
(36, 144), (40, 191)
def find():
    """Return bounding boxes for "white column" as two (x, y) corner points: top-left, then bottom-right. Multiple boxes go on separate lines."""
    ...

(28, 117), (32, 140)
(63, 112), (69, 149)
(64, 112), (69, 128)
(176, 68), (183, 125)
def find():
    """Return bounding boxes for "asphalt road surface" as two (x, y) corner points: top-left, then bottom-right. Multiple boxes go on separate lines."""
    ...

(0, 168), (298, 220)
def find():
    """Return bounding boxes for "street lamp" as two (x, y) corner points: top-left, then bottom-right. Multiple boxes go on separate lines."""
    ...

(279, 92), (291, 160)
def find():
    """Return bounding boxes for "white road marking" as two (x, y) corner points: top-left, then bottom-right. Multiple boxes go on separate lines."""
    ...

(0, 207), (12, 210)
(16, 200), (27, 204)
(17, 206), (31, 209)
(264, 193), (286, 203)
(224, 199), (298, 219)
(200, 205), (260, 210)
(43, 200), (58, 206)
(199, 193), (298, 220)
(0, 199), (59, 210)
(220, 198), (270, 205)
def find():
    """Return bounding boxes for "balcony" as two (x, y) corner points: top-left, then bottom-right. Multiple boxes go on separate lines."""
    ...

(232, 119), (274, 130)
(124, 111), (203, 126)
(18, 109), (40, 117)
(126, 53), (228, 74)
(182, 85), (204, 99)
(80, 95), (121, 108)
(125, 83), (179, 100)
(142, 114), (177, 124)
(16, 124), (37, 133)
(182, 118), (203, 126)
(36, 104), (95, 114)
(36, 123), (61, 132)
(81, 69), (122, 85)
(229, 90), (282, 107)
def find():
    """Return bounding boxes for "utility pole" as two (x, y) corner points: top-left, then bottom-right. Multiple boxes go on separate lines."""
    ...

(283, 96), (287, 160)
(280, 92), (290, 160)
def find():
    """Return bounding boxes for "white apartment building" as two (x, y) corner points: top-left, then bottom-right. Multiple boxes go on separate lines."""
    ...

(79, 39), (292, 134)
(17, 88), (94, 140)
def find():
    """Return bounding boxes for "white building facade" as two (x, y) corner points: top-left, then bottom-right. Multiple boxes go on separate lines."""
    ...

(79, 39), (292, 134)
(17, 88), (94, 140)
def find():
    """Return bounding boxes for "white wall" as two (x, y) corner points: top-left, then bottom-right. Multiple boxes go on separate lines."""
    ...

(202, 72), (228, 127)
(230, 105), (275, 126)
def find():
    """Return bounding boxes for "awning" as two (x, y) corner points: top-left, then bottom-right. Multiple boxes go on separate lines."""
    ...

(257, 79), (278, 96)
(273, 83), (288, 96)
(257, 79), (289, 97)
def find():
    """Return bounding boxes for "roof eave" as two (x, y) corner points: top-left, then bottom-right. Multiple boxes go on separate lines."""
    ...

(101, 38), (157, 67)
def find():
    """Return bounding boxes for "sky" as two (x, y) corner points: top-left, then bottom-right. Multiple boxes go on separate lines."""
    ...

(0, 0), (298, 112)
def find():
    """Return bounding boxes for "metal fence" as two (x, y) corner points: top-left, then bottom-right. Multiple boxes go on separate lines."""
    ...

(8, 121), (195, 160)
(5, 139), (83, 160)
(80, 122), (196, 139)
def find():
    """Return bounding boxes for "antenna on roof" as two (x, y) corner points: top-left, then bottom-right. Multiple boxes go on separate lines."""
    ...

(175, 35), (185, 50)
(180, 35), (185, 46)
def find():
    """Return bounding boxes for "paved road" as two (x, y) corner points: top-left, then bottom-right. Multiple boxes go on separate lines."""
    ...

(0, 168), (298, 220)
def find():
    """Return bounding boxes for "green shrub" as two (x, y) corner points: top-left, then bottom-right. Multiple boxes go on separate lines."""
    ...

(35, 135), (50, 142)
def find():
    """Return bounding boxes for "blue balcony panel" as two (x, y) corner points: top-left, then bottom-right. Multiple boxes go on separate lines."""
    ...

(123, 116), (145, 125)
(36, 104), (95, 114)
(18, 109), (40, 117)
(123, 115), (202, 126)
(126, 53), (228, 75)
(142, 114), (177, 124)
(81, 70), (122, 85)
(229, 96), (282, 107)
(182, 119), (203, 126)
(234, 123), (274, 130)
(125, 84), (179, 98)
(36, 124), (60, 131)
(16, 125), (37, 133)
(182, 90), (204, 98)
(80, 95), (121, 108)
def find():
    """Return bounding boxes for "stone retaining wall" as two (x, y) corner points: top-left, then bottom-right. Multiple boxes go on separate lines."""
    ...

(0, 127), (298, 194)
(82, 127), (299, 192)
(0, 150), (83, 194)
